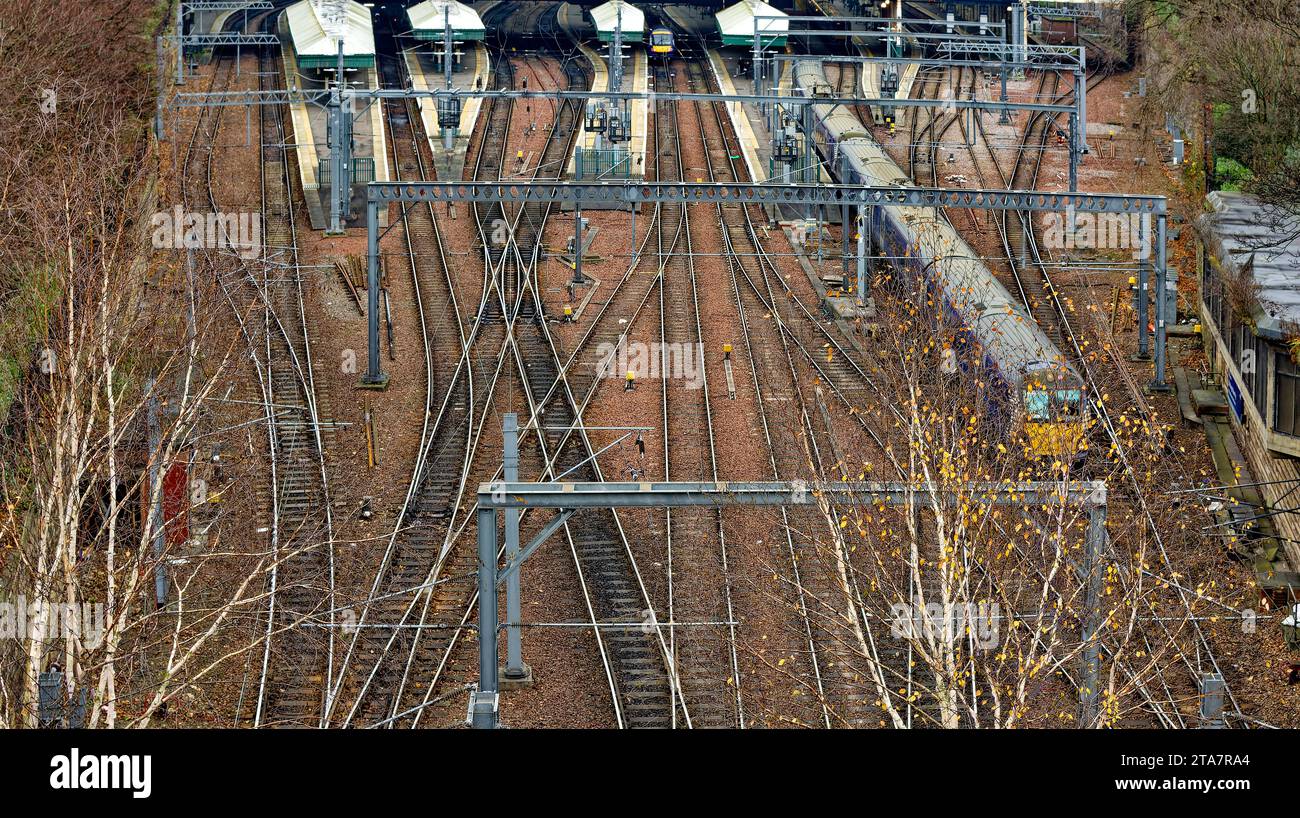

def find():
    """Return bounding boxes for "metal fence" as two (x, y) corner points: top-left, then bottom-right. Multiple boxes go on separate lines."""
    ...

(575, 147), (632, 180)
(319, 156), (376, 186)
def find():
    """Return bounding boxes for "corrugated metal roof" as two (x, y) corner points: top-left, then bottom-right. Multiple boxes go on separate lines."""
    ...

(591, 1), (644, 40)
(285, 0), (374, 59)
(716, 0), (788, 46)
(1202, 191), (1300, 331)
(408, 0), (485, 40)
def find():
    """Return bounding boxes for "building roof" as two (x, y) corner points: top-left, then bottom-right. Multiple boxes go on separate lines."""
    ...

(408, 0), (486, 41)
(285, 0), (375, 66)
(1202, 191), (1300, 334)
(591, 1), (644, 42)
(715, 0), (788, 47)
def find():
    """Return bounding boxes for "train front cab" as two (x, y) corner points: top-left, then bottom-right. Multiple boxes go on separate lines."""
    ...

(650, 27), (674, 55)
(1020, 362), (1089, 459)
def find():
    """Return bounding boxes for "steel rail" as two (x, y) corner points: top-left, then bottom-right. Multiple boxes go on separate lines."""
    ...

(999, 68), (1247, 726)
(247, 24), (338, 728)
(672, 37), (835, 728)
(656, 52), (743, 728)
(332, 10), (516, 726)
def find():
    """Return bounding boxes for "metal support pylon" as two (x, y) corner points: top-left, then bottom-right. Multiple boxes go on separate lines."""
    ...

(472, 478), (1111, 729)
(176, 0), (186, 86)
(1152, 213), (1171, 391)
(327, 40), (352, 235)
(502, 413), (531, 684)
(363, 181), (1168, 388)
(444, 5), (455, 151)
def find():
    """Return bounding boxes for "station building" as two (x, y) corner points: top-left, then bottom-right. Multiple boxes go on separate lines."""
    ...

(715, 0), (788, 48)
(1198, 190), (1300, 584)
(280, 0), (387, 229)
(409, 0), (486, 43)
(284, 0), (375, 69)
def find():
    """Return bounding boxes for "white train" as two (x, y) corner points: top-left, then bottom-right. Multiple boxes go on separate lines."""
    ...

(792, 60), (1087, 456)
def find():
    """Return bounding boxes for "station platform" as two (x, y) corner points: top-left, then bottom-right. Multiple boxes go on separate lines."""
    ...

(566, 42), (648, 180)
(708, 48), (834, 189)
(406, 40), (492, 182)
(278, 19), (390, 231)
(556, 2), (648, 185)
(209, 7), (261, 36)
(859, 49), (921, 119)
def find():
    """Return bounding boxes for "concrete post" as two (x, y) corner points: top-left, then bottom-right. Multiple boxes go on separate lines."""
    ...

(474, 506), (499, 728)
(1079, 499), (1107, 727)
(363, 199), (387, 387)
(503, 414), (530, 682)
(1152, 214), (1170, 390)
(1138, 213), (1149, 359)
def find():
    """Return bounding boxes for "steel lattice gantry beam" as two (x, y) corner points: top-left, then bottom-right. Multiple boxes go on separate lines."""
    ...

(178, 32), (279, 46)
(366, 181), (1165, 212)
(935, 40), (1090, 151)
(470, 477), (1109, 728)
(172, 0), (280, 86)
(774, 14), (1007, 34)
(362, 180), (1170, 391)
(183, 0), (274, 10)
(169, 84), (1094, 241)
(170, 87), (1078, 113)
(937, 41), (1085, 61)
(764, 51), (1085, 161)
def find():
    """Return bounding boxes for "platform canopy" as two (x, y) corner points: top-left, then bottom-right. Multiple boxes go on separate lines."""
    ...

(408, 0), (486, 42)
(286, 0), (375, 69)
(715, 0), (787, 48)
(591, 0), (644, 43)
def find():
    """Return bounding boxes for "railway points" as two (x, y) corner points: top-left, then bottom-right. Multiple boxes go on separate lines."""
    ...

(8, 0), (1299, 751)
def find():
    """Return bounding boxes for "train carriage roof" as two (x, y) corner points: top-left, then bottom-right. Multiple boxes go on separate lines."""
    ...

(792, 58), (1070, 386)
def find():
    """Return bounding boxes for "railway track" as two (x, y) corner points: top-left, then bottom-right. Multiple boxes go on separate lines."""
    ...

(500, 20), (680, 728)
(981, 68), (1236, 726)
(178, 10), (338, 727)
(340, 3), (679, 728)
(672, 36), (885, 727)
(351, 31), (528, 728)
(328, 10), (477, 728)
(250, 37), (339, 728)
(901, 61), (1191, 726)
(906, 57), (1216, 725)
(652, 57), (742, 728)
